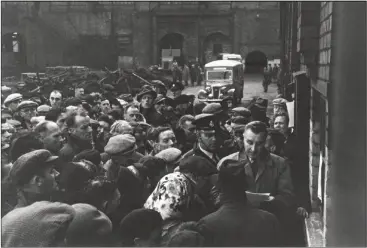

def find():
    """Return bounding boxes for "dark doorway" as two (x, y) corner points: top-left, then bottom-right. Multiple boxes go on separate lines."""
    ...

(159, 33), (184, 67)
(203, 32), (231, 64)
(245, 50), (268, 73)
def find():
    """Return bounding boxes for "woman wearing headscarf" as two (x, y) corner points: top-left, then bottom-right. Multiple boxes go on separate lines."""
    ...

(144, 156), (217, 243)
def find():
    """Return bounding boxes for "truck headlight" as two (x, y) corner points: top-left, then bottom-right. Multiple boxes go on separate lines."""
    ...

(208, 94), (213, 99)
(198, 90), (208, 99)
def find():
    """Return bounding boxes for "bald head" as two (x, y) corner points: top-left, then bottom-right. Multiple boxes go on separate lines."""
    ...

(35, 121), (64, 154)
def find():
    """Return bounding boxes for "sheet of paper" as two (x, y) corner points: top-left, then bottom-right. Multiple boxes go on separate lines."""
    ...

(245, 191), (271, 205)
(286, 101), (295, 128)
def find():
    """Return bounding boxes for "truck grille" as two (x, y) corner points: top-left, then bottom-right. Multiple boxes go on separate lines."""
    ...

(213, 86), (220, 99)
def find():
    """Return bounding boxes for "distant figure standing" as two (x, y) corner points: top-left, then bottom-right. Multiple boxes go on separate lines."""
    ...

(182, 64), (190, 86)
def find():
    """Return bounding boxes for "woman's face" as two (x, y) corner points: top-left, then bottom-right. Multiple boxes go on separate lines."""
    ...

(141, 94), (154, 109)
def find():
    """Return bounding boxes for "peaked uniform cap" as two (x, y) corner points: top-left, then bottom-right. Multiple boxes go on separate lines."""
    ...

(193, 113), (216, 131)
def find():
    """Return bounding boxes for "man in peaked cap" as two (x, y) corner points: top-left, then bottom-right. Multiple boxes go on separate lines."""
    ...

(9, 149), (60, 208)
(181, 113), (221, 169)
(152, 80), (168, 96)
(4, 93), (23, 115)
(170, 82), (185, 99)
(202, 103), (232, 156)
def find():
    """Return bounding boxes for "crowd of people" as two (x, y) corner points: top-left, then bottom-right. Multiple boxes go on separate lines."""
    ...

(1, 73), (310, 247)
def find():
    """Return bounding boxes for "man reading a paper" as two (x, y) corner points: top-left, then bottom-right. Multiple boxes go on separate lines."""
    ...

(217, 121), (296, 245)
(217, 121), (294, 206)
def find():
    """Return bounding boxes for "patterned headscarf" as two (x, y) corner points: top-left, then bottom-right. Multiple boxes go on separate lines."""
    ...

(144, 172), (194, 221)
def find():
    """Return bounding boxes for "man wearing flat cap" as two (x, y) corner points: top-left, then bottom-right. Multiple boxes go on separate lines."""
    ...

(8, 149), (60, 209)
(4, 93), (23, 116)
(182, 114), (221, 169)
(15, 100), (38, 130)
(103, 134), (144, 182)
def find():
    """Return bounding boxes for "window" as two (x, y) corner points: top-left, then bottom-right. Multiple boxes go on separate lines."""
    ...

(213, 44), (223, 55)
(207, 70), (232, 80)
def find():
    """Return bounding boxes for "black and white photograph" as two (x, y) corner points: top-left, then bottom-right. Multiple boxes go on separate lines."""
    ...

(1, 1), (366, 247)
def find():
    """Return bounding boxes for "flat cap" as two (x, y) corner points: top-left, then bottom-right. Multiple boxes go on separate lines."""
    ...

(231, 116), (248, 125)
(202, 103), (223, 115)
(136, 87), (157, 102)
(65, 97), (82, 107)
(1, 85), (12, 92)
(102, 84), (115, 91)
(37, 105), (52, 113)
(2, 110), (12, 119)
(272, 98), (288, 106)
(193, 113), (216, 131)
(1, 201), (75, 247)
(231, 107), (252, 118)
(4, 93), (22, 105)
(217, 159), (247, 190)
(254, 97), (268, 109)
(179, 156), (218, 177)
(110, 120), (133, 136)
(119, 94), (134, 103)
(104, 134), (136, 155)
(155, 148), (182, 164)
(6, 119), (21, 127)
(17, 100), (38, 111)
(66, 203), (112, 245)
(9, 149), (58, 186)
(170, 82), (184, 91)
(2, 122), (14, 132)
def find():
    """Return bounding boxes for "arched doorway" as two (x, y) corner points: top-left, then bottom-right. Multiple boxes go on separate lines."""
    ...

(159, 33), (184, 69)
(203, 32), (231, 64)
(245, 50), (268, 73)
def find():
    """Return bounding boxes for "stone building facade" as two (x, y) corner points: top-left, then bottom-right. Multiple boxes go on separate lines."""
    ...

(1, 1), (280, 74)
(280, 2), (366, 246)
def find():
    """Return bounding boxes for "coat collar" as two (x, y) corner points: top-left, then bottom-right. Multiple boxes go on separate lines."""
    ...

(238, 149), (273, 182)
